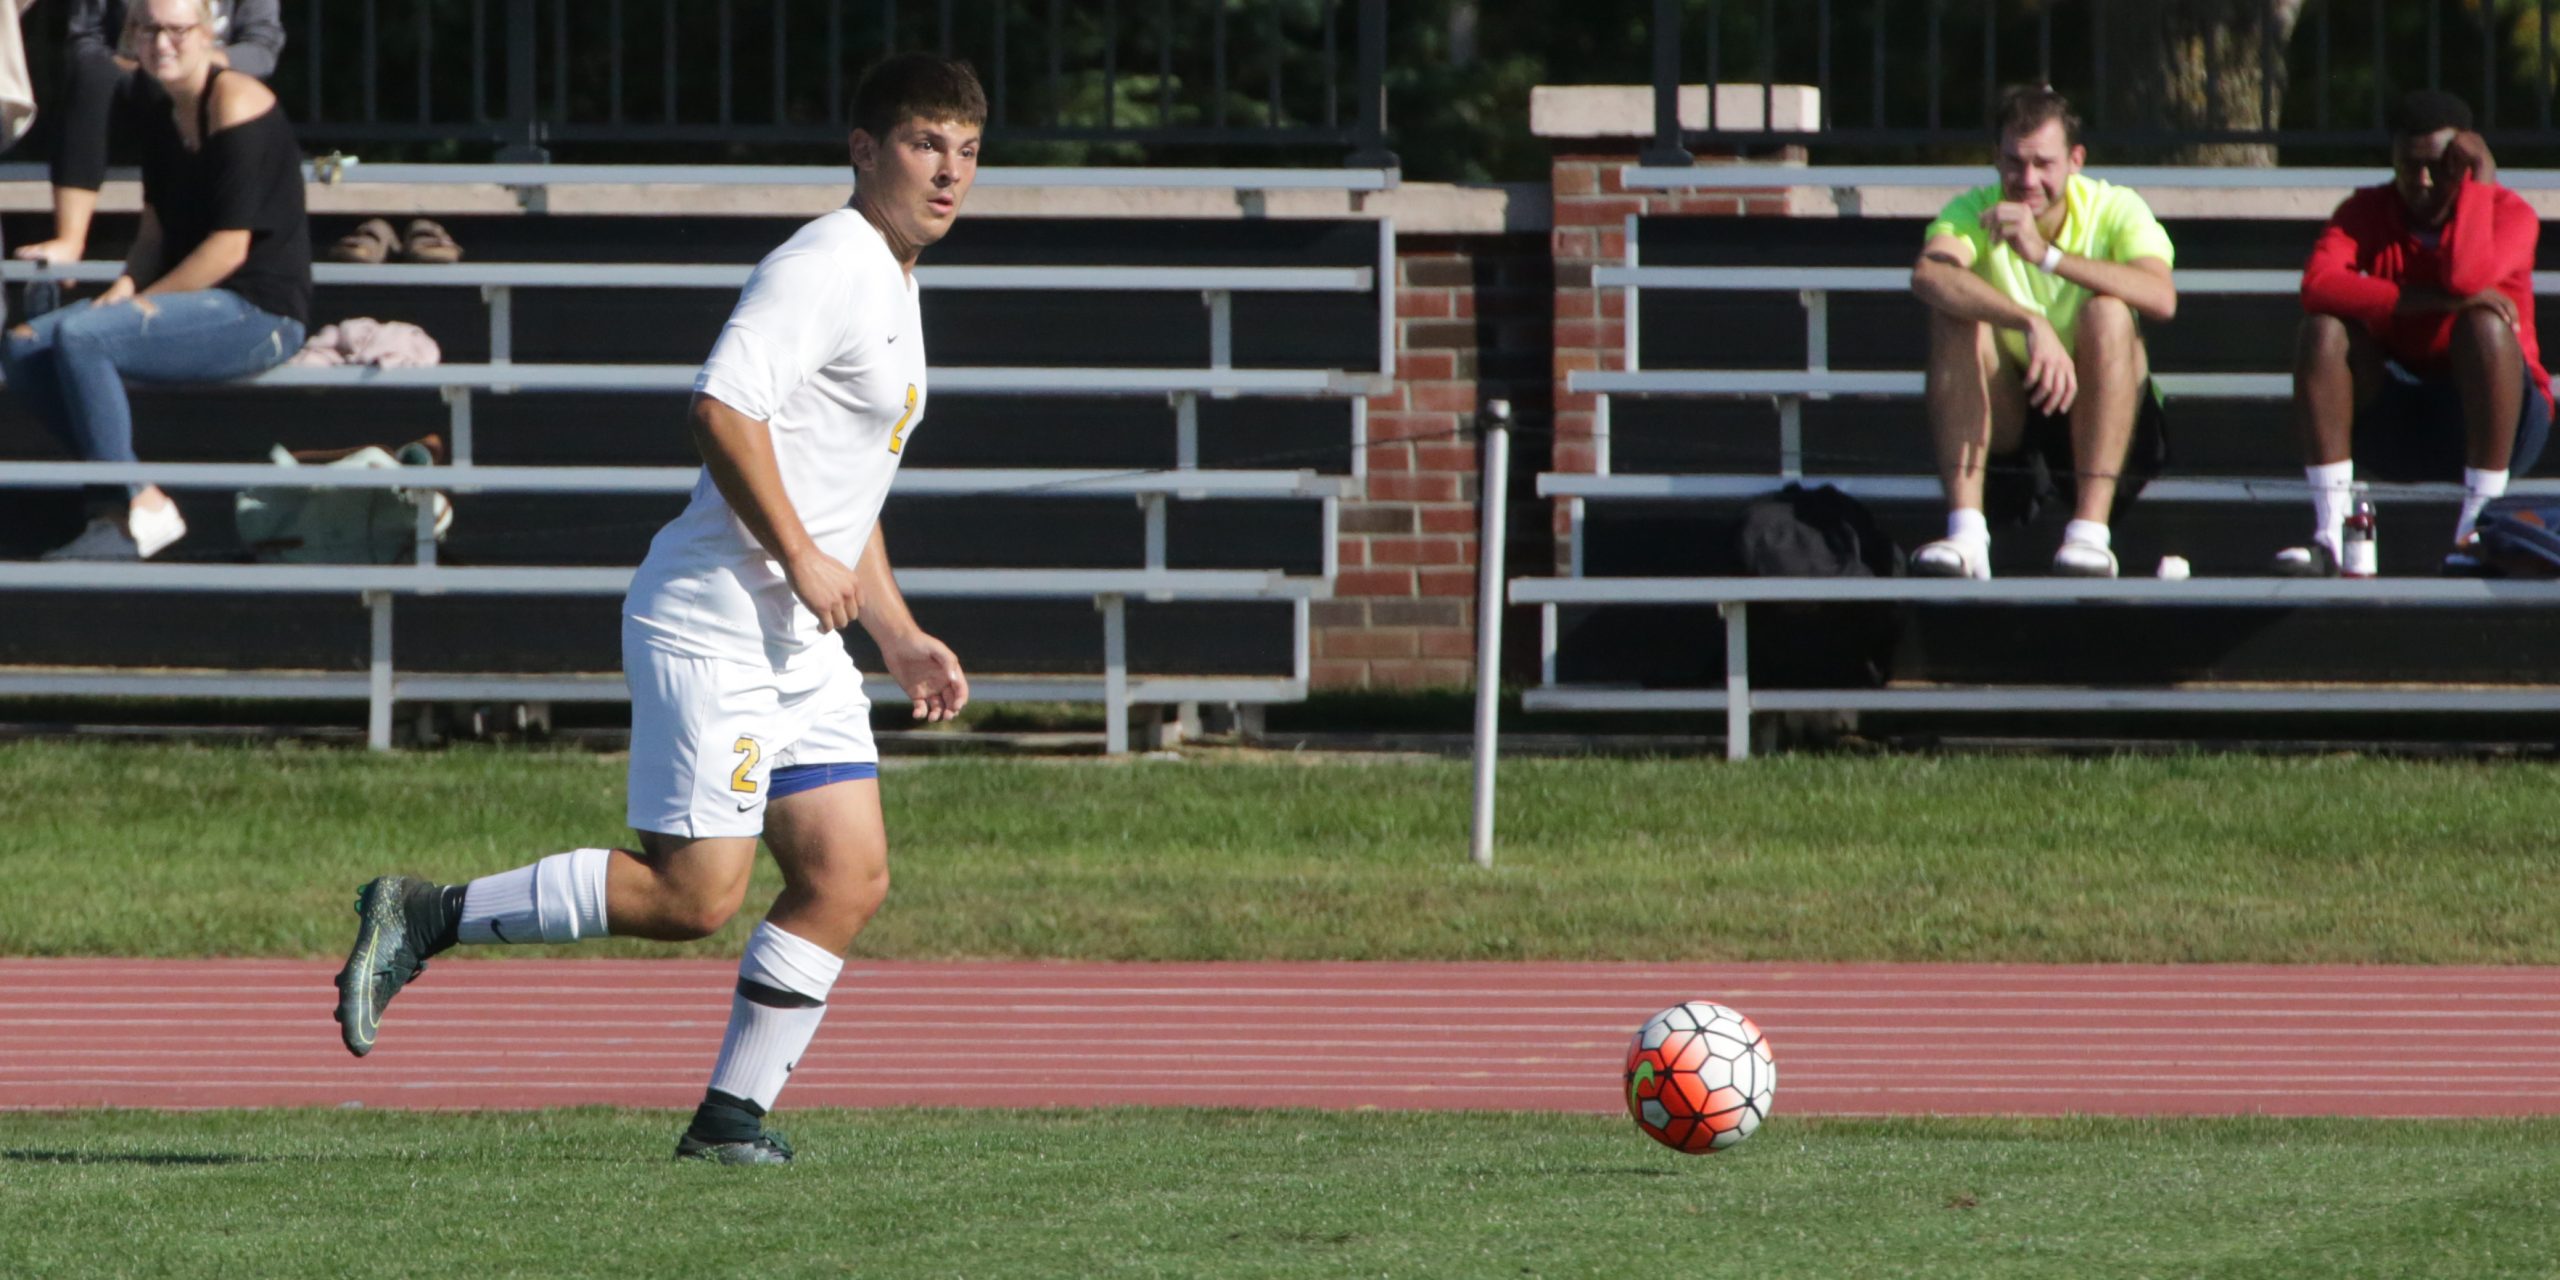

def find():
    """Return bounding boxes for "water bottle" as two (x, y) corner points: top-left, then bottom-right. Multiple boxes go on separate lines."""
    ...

(2341, 487), (2378, 578)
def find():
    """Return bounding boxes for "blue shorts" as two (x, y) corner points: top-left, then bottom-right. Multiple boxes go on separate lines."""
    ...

(768, 761), (879, 800)
(2356, 363), (2553, 481)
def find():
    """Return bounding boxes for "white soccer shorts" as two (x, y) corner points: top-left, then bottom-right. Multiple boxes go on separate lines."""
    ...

(622, 623), (878, 839)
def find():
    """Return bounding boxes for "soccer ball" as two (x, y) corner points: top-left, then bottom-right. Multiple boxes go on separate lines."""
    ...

(1623, 1001), (1775, 1154)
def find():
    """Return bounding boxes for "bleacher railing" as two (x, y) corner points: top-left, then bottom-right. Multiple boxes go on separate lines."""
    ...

(1644, 0), (2560, 163)
(1496, 177), (2560, 773)
(201, 0), (1395, 165)
(0, 253), (1383, 750)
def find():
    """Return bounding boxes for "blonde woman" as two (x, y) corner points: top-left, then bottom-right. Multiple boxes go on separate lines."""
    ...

(6, 0), (307, 560)
(13, 0), (283, 266)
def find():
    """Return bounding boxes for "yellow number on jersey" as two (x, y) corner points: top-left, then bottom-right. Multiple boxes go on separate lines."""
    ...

(729, 736), (762, 794)
(888, 383), (918, 454)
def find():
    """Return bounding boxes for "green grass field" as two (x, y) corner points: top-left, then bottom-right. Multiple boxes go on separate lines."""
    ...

(11, 740), (2560, 1276)
(5, 1111), (2560, 1279)
(4, 740), (2558, 963)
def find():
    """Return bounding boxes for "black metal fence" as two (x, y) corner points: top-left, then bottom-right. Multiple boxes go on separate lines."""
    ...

(185, 0), (1388, 163)
(1647, 0), (2560, 162)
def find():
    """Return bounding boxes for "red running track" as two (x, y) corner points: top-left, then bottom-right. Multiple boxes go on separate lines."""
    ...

(6, 959), (2560, 1116)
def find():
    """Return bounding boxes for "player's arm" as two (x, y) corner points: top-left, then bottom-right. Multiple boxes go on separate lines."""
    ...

(1910, 234), (2040, 330)
(2047, 254), (2175, 323)
(851, 522), (968, 721)
(688, 391), (863, 632)
(2304, 211), (2396, 322)
(1912, 232), (2076, 415)
(2434, 145), (2534, 327)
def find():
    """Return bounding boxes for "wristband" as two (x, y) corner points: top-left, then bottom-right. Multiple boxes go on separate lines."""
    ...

(2039, 244), (2064, 274)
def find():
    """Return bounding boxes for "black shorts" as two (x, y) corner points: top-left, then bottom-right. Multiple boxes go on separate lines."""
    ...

(1983, 380), (2171, 529)
(2354, 364), (2554, 482)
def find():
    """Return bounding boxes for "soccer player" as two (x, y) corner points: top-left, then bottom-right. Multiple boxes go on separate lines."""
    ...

(1908, 85), (2179, 579)
(330, 53), (983, 1165)
(2284, 90), (2549, 575)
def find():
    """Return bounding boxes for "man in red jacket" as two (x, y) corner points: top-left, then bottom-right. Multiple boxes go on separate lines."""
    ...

(2287, 90), (2550, 574)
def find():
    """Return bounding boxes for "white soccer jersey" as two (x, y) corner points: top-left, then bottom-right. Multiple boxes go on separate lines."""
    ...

(625, 208), (928, 669)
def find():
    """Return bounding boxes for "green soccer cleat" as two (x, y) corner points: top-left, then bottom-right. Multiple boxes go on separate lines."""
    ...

(674, 1131), (796, 1165)
(333, 875), (439, 1057)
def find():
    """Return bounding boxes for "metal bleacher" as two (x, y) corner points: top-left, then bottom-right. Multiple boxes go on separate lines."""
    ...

(1521, 164), (2560, 757)
(0, 174), (1397, 750)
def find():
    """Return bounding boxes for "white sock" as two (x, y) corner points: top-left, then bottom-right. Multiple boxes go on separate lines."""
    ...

(2306, 460), (2355, 555)
(2061, 518), (2110, 550)
(457, 848), (612, 945)
(1945, 507), (1989, 549)
(705, 921), (845, 1112)
(2457, 467), (2510, 544)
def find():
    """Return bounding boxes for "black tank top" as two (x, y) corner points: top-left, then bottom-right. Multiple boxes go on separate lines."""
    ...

(133, 66), (311, 324)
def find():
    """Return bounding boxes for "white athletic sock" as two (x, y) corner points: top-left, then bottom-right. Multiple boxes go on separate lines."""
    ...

(2457, 467), (2510, 544)
(1945, 507), (1989, 549)
(457, 847), (612, 945)
(2060, 518), (2110, 550)
(2306, 460), (2355, 555)
(705, 921), (845, 1111)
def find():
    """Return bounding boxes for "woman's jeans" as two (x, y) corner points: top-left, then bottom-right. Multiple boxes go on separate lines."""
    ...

(3, 288), (304, 505)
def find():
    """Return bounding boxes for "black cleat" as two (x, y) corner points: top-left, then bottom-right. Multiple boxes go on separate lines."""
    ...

(675, 1130), (796, 1165)
(333, 875), (441, 1057)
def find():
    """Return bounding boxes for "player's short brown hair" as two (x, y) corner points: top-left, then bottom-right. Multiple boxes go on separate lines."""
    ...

(1994, 84), (2080, 149)
(852, 54), (988, 141)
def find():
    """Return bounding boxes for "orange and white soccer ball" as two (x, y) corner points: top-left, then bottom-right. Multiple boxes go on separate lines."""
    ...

(1623, 1000), (1775, 1153)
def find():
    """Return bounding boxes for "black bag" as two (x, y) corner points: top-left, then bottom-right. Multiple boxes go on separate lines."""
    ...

(1731, 485), (1904, 746)
(1736, 482), (1903, 582)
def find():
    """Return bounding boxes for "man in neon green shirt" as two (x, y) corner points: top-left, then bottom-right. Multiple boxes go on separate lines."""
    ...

(1910, 86), (2180, 578)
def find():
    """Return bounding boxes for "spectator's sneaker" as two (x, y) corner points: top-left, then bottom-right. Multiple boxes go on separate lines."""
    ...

(333, 875), (444, 1058)
(2271, 543), (2339, 578)
(127, 502), (186, 559)
(38, 517), (139, 561)
(2051, 538), (2119, 578)
(1910, 538), (1991, 579)
(675, 1131), (795, 1165)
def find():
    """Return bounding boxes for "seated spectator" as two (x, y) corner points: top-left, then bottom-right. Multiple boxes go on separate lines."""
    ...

(13, 0), (282, 266)
(1907, 86), (2179, 579)
(2285, 90), (2549, 575)
(5, 0), (309, 560)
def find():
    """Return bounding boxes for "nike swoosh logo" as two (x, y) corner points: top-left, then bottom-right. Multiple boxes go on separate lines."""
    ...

(886, 334), (899, 343)
(737, 799), (758, 811)
(488, 918), (508, 943)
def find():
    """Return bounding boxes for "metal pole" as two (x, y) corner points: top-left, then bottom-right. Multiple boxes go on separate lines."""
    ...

(1101, 593), (1130, 754)
(1723, 601), (1751, 760)
(1642, 0), (1694, 166)
(498, 0), (547, 162)
(1346, 0), (1397, 168)
(1467, 400), (1513, 869)
(367, 591), (395, 750)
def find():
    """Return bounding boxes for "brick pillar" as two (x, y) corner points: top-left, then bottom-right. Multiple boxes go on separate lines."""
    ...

(1313, 234), (1553, 690)
(1549, 147), (1791, 566)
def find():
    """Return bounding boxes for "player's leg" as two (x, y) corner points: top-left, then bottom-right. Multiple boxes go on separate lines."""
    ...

(678, 658), (882, 1165)
(332, 642), (776, 1057)
(2281, 313), (2384, 574)
(2447, 305), (2526, 550)
(2051, 298), (2148, 577)
(1916, 309), (2028, 577)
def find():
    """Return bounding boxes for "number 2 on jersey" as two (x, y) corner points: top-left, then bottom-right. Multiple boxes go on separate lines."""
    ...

(729, 736), (761, 794)
(888, 383), (918, 454)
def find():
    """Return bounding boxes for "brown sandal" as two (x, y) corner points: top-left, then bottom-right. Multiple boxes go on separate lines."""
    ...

(401, 218), (463, 265)
(327, 217), (398, 264)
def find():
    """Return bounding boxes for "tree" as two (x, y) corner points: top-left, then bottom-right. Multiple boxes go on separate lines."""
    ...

(2100, 1), (2309, 165)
